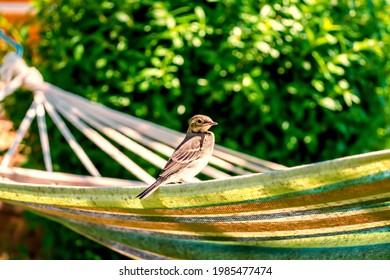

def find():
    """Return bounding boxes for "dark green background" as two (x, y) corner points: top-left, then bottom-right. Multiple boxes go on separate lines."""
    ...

(2, 0), (389, 259)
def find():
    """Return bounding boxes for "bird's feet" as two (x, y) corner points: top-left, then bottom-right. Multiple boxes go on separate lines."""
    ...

(177, 179), (187, 184)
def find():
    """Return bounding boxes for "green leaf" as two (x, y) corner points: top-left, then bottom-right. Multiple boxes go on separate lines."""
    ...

(318, 97), (342, 111)
(115, 11), (130, 23)
(95, 58), (107, 69)
(74, 44), (84, 61)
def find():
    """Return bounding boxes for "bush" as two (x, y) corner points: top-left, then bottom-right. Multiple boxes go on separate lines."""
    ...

(28, 0), (390, 170)
(2, 0), (389, 259)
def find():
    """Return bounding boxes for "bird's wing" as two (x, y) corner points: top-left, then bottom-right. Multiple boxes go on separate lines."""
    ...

(158, 133), (204, 178)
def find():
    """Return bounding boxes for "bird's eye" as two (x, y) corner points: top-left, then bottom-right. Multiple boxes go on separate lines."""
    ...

(196, 119), (203, 124)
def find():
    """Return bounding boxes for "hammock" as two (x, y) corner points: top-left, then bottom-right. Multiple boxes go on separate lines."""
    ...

(1, 35), (389, 259)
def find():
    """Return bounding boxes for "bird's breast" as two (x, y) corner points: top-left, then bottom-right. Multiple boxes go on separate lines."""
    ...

(172, 132), (214, 182)
(182, 133), (214, 178)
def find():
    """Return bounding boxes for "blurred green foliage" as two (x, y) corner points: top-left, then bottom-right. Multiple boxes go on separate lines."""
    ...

(28, 0), (390, 169)
(2, 0), (389, 259)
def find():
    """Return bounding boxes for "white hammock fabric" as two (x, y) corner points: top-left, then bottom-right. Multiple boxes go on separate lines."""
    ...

(0, 52), (285, 185)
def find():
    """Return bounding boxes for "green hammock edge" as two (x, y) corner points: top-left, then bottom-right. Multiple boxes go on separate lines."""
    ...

(0, 149), (389, 210)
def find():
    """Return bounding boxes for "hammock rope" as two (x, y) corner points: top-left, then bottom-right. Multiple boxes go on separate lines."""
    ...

(0, 51), (282, 185)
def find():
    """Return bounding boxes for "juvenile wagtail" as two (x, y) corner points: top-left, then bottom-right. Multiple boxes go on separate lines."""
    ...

(136, 114), (217, 199)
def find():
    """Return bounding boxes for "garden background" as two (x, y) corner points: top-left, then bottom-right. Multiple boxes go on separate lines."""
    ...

(0, 0), (389, 259)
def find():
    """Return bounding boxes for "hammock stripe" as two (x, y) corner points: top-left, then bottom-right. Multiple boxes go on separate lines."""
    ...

(1, 149), (389, 259)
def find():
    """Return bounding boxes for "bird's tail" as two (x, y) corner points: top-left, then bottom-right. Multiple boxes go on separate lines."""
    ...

(135, 178), (165, 199)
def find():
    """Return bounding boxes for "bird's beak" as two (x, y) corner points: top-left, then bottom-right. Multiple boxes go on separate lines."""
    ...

(206, 121), (218, 126)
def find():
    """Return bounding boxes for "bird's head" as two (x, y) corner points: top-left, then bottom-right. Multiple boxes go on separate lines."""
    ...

(187, 115), (218, 133)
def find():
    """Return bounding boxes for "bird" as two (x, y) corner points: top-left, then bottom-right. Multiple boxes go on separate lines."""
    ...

(136, 114), (217, 199)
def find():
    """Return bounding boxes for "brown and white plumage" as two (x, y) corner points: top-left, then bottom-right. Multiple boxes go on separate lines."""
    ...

(136, 115), (217, 199)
